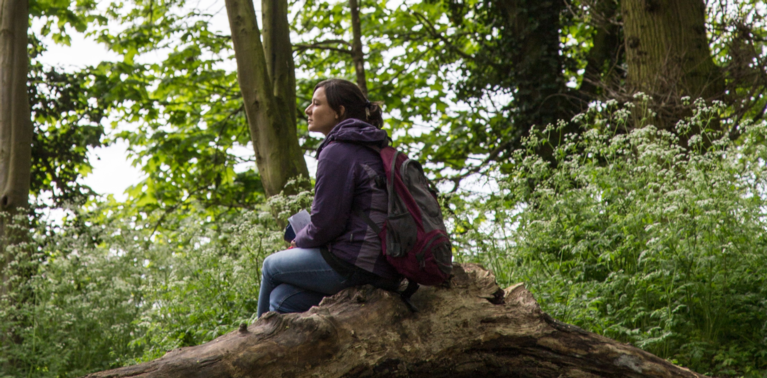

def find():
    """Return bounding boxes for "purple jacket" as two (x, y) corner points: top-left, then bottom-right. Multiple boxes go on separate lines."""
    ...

(294, 119), (397, 279)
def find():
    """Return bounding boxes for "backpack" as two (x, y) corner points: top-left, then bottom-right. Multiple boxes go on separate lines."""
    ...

(355, 145), (453, 310)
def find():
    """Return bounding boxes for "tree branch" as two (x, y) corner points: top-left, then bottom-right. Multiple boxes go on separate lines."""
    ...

(438, 140), (513, 193)
(349, 0), (368, 95)
(293, 43), (353, 55)
(410, 10), (474, 61)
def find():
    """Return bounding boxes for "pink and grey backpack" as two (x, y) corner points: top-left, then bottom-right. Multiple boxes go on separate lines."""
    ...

(355, 145), (453, 309)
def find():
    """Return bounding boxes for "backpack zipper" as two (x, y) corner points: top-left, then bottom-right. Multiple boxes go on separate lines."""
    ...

(400, 159), (412, 181)
(421, 233), (446, 254)
(415, 234), (448, 270)
(400, 159), (424, 184)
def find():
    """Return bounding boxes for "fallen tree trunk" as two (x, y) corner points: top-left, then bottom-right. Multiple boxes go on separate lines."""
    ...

(85, 264), (707, 378)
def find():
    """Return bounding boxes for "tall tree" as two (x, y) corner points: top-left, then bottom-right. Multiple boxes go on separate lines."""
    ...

(262, 0), (299, 146)
(418, 0), (748, 182)
(487, 0), (575, 161)
(622, 0), (725, 131)
(225, 0), (308, 197)
(430, 0), (585, 167)
(0, 0), (33, 296)
(0, 0), (32, 365)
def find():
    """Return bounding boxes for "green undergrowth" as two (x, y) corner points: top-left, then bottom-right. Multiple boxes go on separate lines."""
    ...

(453, 98), (767, 377)
(0, 189), (312, 377)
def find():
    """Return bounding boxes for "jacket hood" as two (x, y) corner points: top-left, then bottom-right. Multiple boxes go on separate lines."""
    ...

(316, 118), (389, 157)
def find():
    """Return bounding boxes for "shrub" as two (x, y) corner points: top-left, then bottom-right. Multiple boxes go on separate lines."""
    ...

(455, 98), (767, 377)
(0, 185), (313, 377)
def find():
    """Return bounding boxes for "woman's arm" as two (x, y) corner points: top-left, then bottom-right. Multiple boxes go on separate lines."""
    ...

(293, 143), (356, 248)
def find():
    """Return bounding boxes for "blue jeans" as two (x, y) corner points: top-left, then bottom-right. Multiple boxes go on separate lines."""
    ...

(257, 248), (365, 317)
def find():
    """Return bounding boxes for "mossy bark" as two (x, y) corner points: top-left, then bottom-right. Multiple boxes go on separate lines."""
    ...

(85, 264), (708, 378)
(622, 0), (724, 132)
(225, 0), (309, 197)
(261, 0), (298, 139)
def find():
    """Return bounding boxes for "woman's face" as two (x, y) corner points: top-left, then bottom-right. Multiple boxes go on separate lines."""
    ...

(305, 87), (342, 136)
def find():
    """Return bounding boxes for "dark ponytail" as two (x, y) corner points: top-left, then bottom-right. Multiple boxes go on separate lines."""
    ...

(314, 79), (384, 128)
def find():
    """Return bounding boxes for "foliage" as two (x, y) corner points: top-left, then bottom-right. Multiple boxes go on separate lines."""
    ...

(89, 4), (263, 219)
(28, 0), (266, 218)
(25, 0), (767, 204)
(0, 186), (314, 377)
(293, 0), (458, 157)
(14, 0), (767, 376)
(129, 181), (313, 360)
(26, 29), (109, 207)
(81, 0), (468, 211)
(7, 96), (767, 377)
(28, 59), (106, 207)
(707, 0), (767, 124)
(453, 98), (767, 377)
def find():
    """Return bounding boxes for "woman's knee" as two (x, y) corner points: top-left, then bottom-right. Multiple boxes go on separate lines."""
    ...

(262, 253), (276, 277)
(262, 250), (287, 278)
(270, 284), (325, 314)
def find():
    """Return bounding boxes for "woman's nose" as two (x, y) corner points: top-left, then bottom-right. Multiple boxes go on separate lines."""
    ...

(305, 105), (312, 115)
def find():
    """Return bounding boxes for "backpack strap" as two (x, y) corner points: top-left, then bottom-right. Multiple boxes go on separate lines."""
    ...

(353, 208), (381, 235)
(353, 206), (420, 313)
(400, 280), (419, 313)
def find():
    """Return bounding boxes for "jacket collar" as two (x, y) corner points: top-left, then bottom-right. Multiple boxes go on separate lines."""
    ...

(316, 118), (389, 157)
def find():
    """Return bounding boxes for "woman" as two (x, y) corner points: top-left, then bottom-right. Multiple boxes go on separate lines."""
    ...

(256, 79), (398, 318)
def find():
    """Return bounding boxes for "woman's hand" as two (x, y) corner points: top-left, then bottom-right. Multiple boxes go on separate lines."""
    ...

(290, 240), (297, 248)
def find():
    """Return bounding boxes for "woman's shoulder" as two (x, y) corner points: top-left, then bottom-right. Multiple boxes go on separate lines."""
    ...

(319, 140), (377, 159)
(317, 142), (382, 175)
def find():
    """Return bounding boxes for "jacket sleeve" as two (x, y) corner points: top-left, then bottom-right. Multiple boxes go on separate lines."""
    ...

(294, 143), (356, 248)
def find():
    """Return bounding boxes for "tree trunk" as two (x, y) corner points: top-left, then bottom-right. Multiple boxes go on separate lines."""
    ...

(85, 264), (708, 378)
(0, 0), (32, 367)
(225, 0), (309, 197)
(497, 0), (568, 130)
(0, 0), (32, 300)
(493, 0), (580, 163)
(349, 0), (367, 96)
(261, 0), (298, 137)
(622, 0), (724, 131)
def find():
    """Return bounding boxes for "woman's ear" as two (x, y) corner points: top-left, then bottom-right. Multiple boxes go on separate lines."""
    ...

(336, 105), (345, 119)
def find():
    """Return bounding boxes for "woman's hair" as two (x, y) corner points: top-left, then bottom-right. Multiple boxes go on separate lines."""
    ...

(314, 79), (384, 128)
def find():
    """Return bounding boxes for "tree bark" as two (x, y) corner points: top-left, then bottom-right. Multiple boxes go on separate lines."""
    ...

(261, 0), (297, 135)
(492, 0), (581, 164)
(349, 0), (367, 96)
(622, 0), (724, 131)
(85, 264), (708, 378)
(0, 0), (32, 367)
(225, 0), (309, 197)
(496, 0), (569, 131)
(0, 0), (32, 299)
